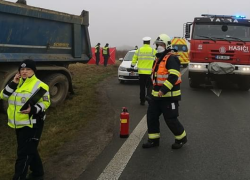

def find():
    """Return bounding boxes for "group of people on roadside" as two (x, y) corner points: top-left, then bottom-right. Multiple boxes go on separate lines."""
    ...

(94, 43), (110, 67)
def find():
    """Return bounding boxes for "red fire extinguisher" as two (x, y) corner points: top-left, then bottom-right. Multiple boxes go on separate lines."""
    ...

(120, 107), (129, 138)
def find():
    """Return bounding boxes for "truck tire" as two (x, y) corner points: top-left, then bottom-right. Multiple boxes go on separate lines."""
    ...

(43, 73), (69, 107)
(189, 78), (200, 88)
(189, 72), (201, 88)
(238, 77), (250, 91)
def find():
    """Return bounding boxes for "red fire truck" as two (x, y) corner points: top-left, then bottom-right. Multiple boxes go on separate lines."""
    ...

(184, 14), (250, 90)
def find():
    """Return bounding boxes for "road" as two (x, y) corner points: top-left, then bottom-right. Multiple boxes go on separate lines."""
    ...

(77, 67), (250, 180)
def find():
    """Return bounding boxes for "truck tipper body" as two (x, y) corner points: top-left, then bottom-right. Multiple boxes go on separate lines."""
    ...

(0, 1), (92, 111)
(184, 14), (250, 90)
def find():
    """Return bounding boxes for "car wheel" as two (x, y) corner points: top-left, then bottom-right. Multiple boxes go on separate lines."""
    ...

(119, 80), (125, 84)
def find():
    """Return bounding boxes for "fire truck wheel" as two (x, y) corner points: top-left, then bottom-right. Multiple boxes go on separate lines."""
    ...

(189, 78), (200, 88)
(238, 78), (250, 91)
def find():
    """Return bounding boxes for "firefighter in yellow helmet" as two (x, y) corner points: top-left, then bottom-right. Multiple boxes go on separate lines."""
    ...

(0, 59), (50, 180)
(142, 34), (187, 149)
(131, 37), (157, 105)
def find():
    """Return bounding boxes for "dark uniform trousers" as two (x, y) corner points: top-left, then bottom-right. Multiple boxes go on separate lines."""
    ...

(13, 121), (44, 180)
(95, 53), (100, 65)
(139, 74), (152, 103)
(147, 99), (184, 137)
(103, 55), (109, 66)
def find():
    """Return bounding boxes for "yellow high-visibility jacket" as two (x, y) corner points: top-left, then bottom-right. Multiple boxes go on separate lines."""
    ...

(131, 44), (156, 74)
(0, 75), (50, 129)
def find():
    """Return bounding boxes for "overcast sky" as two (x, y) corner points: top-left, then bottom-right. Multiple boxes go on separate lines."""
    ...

(6, 0), (250, 49)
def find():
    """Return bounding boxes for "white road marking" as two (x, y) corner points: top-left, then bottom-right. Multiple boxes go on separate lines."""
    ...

(211, 81), (222, 97)
(97, 115), (147, 180)
(181, 67), (188, 75)
(97, 67), (187, 180)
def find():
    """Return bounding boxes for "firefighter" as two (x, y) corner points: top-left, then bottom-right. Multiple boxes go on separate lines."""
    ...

(0, 59), (50, 180)
(131, 37), (156, 105)
(102, 43), (110, 67)
(142, 34), (187, 149)
(95, 43), (101, 65)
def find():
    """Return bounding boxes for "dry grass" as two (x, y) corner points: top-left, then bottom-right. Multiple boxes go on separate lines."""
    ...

(0, 62), (120, 179)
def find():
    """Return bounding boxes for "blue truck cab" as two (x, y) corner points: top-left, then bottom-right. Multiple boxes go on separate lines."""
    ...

(0, 1), (92, 110)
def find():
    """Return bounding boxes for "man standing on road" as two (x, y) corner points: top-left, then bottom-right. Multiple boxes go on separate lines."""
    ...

(102, 43), (110, 67)
(0, 59), (50, 180)
(131, 37), (156, 105)
(95, 43), (101, 65)
(142, 34), (187, 149)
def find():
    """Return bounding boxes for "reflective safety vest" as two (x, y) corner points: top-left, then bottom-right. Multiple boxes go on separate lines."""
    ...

(1, 75), (50, 129)
(131, 44), (156, 75)
(151, 54), (182, 98)
(95, 45), (100, 53)
(103, 47), (109, 55)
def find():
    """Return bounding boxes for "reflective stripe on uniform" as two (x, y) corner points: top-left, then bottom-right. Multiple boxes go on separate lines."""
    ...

(152, 90), (181, 97)
(8, 100), (23, 106)
(32, 81), (41, 93)
(5, 85), (14, 94)
(156, 74), (168, 78)
(148, 133), (160, 139)
(8, 119), (36, 125)
(168, 69), (180, 76)
(3, 93), (9, 99)
(175, 130), (186, 140)
(163, 80), (173, 89)
(36, 102), (45, 111)
(138, 68), (152, 71)
(12, 92), (31, 98)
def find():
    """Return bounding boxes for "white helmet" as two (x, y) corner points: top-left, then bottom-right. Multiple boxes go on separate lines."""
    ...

(154, 34), (171, 49)
(142, 36), (151, 41)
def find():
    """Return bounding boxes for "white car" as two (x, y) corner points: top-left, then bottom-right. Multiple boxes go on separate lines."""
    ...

(118, 50), (139, 83)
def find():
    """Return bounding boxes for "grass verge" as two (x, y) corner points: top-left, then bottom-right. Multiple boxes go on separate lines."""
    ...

(0, 62), (119, 179)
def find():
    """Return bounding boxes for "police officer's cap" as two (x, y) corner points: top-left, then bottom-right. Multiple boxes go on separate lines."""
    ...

(142, 37), (151, 41)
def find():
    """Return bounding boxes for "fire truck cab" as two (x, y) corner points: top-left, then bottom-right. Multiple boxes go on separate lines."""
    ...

(184, 14), (250, 90)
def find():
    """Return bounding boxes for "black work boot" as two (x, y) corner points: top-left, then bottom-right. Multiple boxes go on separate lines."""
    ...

(26, 173), (44, 180)
(172, 136), (187, 149)
(142, 138), (159, 148)
(140, 101), (145, 105)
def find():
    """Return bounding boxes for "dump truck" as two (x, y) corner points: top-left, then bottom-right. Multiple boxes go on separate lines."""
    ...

(184, 14), (250, 90)
(0, 1), (92, 111)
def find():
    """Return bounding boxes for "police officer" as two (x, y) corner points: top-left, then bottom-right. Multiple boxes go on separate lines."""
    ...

(102, 43), (110, 67)
(0, 59), (50, 180)
(131, 37), (156, 105)
(95, 43), (101, 65)
(142, 34), (187, 149)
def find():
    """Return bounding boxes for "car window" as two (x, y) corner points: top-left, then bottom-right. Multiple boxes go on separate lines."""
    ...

(172, 45), (188, 52)
(123, 51), (135, 61)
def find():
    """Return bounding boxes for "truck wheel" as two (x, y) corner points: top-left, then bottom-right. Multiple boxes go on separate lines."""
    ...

(238, 78), (250, 91)
(189, 78), (200, 88)
(44, 73), (69, 107)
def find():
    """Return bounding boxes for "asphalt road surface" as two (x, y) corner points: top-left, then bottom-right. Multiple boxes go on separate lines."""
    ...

(77, 68), (250, 180)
